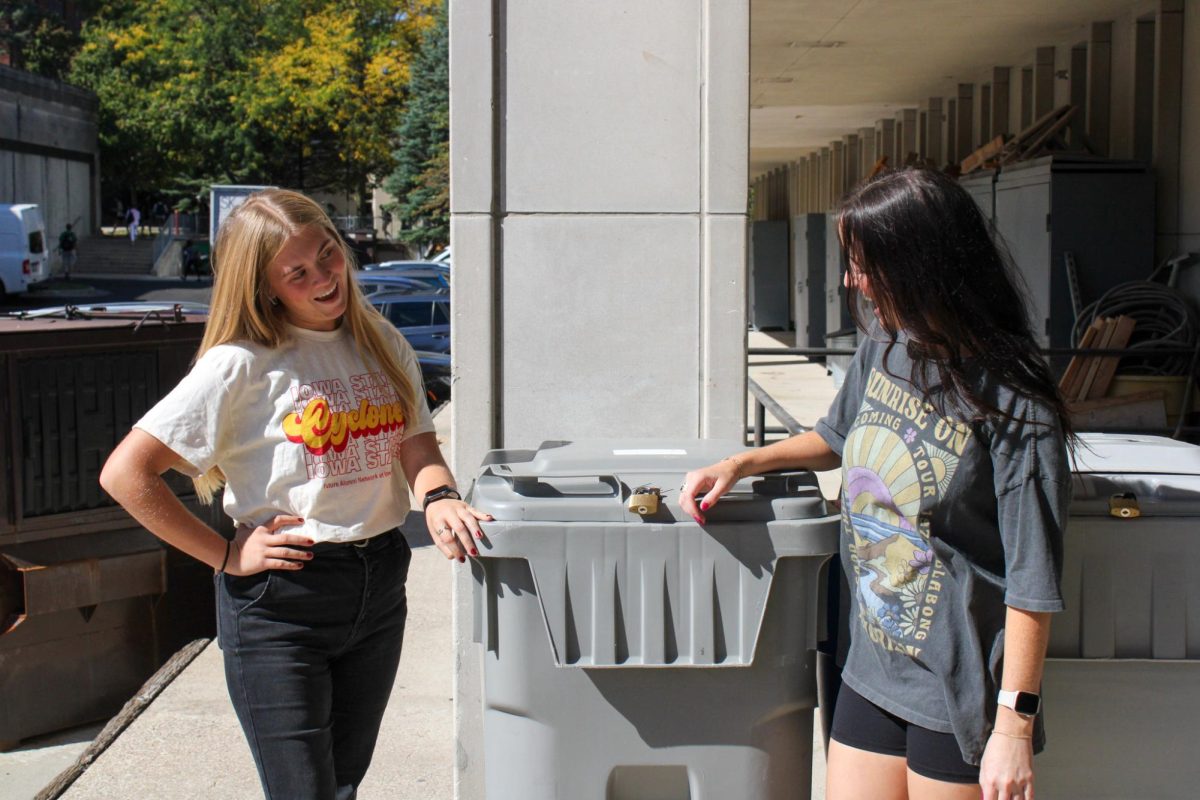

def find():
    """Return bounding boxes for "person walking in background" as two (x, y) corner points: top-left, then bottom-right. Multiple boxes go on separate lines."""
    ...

(100, 189), (490, 800)
(58, 223), (77, 279)
(680, 168), (1072, 800)
(126, 206), (141, 242)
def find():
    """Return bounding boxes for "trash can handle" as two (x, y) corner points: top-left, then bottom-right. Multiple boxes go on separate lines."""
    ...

(479, 468), (624, 499)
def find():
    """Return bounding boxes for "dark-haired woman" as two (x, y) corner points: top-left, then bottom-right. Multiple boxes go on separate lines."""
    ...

(680, 168), (1071, 800)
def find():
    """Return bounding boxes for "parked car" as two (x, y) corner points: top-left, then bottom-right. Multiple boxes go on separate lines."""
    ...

(414, 349), (451, 409)
(0, 204), (49, 296)
(362, 264), (450, 290)
(354, 272), (448, 297)
(428, 247), (450, 264)
(369, 291), (450, 354)
(361, 259), (442, 271)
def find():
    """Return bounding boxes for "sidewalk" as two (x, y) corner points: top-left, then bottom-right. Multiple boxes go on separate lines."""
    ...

(10, 330), (839, 799)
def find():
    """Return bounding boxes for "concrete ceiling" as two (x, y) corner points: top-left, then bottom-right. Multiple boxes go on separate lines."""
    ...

(749, 0), (1146, 176)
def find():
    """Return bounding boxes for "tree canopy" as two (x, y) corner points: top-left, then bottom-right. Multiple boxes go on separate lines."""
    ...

(69, 0), (439, 204)
(0, 2), (93, 81)
(383, 4), (447, 250)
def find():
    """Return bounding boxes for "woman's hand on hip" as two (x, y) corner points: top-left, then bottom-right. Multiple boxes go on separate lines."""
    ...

(426, 500), (493, 563)
(679, 459), (741, 524)
(227, 515), (312, 576)
(980, 729), (1035, 800)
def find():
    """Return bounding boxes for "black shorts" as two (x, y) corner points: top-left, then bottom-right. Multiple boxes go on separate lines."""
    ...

(830, 684), (980, 784)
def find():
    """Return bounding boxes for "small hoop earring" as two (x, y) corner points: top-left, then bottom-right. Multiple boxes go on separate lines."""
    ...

(268, 295), (280, 307)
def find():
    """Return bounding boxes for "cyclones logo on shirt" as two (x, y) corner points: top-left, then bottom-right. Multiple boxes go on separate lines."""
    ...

(282, 395), (406, 456)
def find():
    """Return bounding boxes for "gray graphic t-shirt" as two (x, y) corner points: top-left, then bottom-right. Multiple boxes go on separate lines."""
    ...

(815, 330), (1069, 764)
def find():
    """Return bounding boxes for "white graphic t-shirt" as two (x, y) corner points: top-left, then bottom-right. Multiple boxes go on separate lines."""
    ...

(136, 321), (436, 543)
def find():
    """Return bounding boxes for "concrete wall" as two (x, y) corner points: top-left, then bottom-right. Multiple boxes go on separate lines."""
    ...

(0, 65), (100, 240)
(1176, 0), (1200, 297)
(448, 1), (749, 796)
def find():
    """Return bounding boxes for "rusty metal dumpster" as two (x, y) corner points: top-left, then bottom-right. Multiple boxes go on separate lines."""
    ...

(0, 307), (220, 748)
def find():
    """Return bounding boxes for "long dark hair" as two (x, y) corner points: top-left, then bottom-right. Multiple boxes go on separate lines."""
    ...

(836, 168), (1073, 440)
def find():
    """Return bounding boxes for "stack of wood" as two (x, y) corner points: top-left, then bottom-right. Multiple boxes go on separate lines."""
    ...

(1060, 316), (1168, 428)
(959, 105), (1083, 175)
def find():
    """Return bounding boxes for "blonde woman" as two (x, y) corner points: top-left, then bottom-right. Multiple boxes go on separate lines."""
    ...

(100, 189), (487, 800)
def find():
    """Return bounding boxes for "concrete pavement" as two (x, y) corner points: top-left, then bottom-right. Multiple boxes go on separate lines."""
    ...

(8, 330), (841, 799)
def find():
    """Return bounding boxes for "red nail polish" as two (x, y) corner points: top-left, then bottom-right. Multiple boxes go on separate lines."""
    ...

(470, 548), (478, 557)
(693, 515), (703, 524)
(700, 502), (709, 511)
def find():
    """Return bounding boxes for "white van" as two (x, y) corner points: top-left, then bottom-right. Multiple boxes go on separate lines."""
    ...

(0, 204), (49, 296)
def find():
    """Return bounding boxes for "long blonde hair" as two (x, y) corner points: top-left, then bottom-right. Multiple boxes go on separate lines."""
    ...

(193, 188), (420, 503)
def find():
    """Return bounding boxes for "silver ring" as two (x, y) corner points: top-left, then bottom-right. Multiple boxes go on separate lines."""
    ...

(436, 527), (452, 538)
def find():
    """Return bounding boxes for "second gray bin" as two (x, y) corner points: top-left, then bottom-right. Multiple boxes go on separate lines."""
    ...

(470, 440), (840, 800)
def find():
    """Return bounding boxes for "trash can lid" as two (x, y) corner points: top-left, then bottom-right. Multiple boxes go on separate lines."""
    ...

(1069, 433), (1200, 516)
(1071, 433), (1200, 475)
(471, 439), (829, 523)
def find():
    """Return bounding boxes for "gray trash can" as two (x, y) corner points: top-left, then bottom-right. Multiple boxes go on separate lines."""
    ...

(1037, 433), (1200, 800)
(470, 439), (840, 800)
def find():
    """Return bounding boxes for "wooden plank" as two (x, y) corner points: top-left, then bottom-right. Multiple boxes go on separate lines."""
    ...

(36, 638), (212, 800)
(1084, 315), (1136, 400)
(1074, 317), (1120, 402)
(1019, 105), (1079, 160)
(1069, 390), (1167, 430)
(1058, 318), (1106, 401)
(960, 134), (1006, 174)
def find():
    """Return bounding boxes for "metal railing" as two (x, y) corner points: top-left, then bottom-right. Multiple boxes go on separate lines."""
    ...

(151, 212), (209, 269)
(747, 343), (1200, 445)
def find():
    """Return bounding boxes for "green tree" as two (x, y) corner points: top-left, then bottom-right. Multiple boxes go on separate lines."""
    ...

(68, 0), (436, 207)
(383, 2), (447, 250)
(0, 2), (90, 81)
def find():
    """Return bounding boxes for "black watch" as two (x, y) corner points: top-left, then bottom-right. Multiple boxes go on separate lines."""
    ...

(422, 484), (461, 510)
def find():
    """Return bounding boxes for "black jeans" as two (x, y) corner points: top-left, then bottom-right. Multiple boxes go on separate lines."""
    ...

(216, 529), (412, 800)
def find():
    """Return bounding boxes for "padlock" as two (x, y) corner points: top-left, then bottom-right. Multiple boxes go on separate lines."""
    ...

(1109, 493), (1140, 519)
(628, 486), (661, 516)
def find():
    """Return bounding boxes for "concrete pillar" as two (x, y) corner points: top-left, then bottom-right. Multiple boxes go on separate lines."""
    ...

(1070, 44), (1088, 147)
(991, 67), (1011, 138)
(979, 86), (992, 148)
(1134, 17), (1156, 163)
(1035, 46), (1056, 119)
(946, 98), (958, 164)
(858, 126), (875, 177)
(448, 2), (749, 795)
(956, 84), (974, 164)
(1154, 0), (1185, 257)
(1021, 66), (1034, 129)
(819, 147), (831, 210)
(831, 140), (845, 202)
(844, 133), (860, 189)
(926, 98), (943, 166)
(897, 108), (918, 163)
(1088, 22), (1112, 156)
(799, 158), (809, 213)
(808, 152), (820, 210)
(875, 118), (895, 167)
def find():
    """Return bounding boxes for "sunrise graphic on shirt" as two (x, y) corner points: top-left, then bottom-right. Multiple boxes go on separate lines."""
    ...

(843, 366), (974, 658)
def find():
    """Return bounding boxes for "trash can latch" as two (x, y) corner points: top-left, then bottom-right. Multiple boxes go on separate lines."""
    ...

(1108, 493), (1141, 519)
(628, 486), (662, 516)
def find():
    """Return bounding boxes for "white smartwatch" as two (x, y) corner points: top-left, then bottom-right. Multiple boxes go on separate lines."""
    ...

(997, 689), (1041, 717)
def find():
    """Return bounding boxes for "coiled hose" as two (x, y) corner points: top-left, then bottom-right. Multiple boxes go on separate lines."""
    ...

(1071, 280), (1198, 375)
(1070, 266), (1200, 437)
